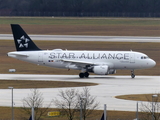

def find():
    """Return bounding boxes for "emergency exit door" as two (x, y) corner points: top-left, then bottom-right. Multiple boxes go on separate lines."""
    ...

(130, 53), (135, 63)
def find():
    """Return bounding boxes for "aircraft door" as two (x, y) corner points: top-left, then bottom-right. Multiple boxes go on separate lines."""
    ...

(130, 53), (135, 63)
(38, 53), (43, 62)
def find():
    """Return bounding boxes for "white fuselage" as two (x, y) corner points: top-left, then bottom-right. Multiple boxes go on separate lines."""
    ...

(8, 49), (156, 71)
(8, 24), (156, 78)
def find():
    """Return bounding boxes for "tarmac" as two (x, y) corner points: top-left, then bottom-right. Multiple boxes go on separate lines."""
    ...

(0, 74), (159, 111)
(1, 34), (160, 42)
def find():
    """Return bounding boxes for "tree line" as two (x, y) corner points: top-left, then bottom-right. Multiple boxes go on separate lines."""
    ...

(1, 0), (160, 17)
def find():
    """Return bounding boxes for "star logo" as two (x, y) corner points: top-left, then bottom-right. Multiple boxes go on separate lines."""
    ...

(17, 35), (30, 48)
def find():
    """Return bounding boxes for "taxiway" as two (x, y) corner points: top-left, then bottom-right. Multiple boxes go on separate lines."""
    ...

(0, 34), (160, 42)
(0, 74), (159, 111)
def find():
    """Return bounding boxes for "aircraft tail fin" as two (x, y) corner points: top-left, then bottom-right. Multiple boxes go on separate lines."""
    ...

(11, 24), (41, 51)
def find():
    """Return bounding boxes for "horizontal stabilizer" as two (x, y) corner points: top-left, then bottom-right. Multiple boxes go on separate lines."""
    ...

(8, 52), (29, 57)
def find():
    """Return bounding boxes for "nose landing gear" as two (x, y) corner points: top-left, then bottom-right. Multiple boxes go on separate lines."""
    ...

(131, 70), (135, 78)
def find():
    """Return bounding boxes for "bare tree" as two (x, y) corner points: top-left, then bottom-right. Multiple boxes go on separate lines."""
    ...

(21, 89), (51, 120)
(54, 88), (79, 120)
(140, 94), (160, 120)
(78, 87), (99, 120)
(54, 87), (99, 120)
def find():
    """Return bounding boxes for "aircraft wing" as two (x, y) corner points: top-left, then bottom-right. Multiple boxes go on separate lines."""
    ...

(61, 59), (95, 67)
(61, 59), (114, 69)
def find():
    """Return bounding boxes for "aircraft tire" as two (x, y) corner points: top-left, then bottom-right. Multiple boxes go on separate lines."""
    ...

(131, 74), (135, 78)
(79, 73), (85, 78)
(84, 72), (89, 78)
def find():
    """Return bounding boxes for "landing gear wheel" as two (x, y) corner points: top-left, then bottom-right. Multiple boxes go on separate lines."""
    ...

(131, 70), (135, 78)
(79, 73), (85, 78)
(84, 72), (89, 78)
(131, 74), (135, 78)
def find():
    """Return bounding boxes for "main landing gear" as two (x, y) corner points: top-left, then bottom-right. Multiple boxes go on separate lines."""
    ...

(131, 70), (135, 78)
(79, 72), (89, 78)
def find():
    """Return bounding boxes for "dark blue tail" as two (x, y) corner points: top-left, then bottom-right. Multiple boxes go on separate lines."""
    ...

(11, 24), (41, 51)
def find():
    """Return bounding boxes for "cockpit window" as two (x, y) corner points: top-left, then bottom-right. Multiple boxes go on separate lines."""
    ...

(141, 56), (149, 59)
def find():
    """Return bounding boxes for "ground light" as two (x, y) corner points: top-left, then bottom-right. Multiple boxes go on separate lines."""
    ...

(152, 94), (158, 120)
(8, 86), (14, 120)
(80, 96), (86, 120)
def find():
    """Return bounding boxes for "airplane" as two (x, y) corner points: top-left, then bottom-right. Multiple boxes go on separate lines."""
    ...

(7, 24), (156, 78)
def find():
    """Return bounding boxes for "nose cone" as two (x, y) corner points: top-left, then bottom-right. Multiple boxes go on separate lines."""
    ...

(149, 59), (156, 68)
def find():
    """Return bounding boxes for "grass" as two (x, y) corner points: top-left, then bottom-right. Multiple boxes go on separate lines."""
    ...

(0, 80), (97, 89)
(0, 107), (138, 120)
(0, 17), (160, 25)
(116, 94), (160, 102)
(1, 17), (160, 36)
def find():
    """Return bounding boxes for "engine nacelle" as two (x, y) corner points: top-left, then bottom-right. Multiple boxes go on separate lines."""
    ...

(108, 69), (116, 74)
(93, 65), (109, 75)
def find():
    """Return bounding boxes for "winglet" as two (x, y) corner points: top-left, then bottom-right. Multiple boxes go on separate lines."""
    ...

(11, 24), (41, 51)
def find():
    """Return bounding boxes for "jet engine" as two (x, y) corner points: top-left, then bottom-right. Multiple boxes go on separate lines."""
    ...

(93, 65), (109, 75)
